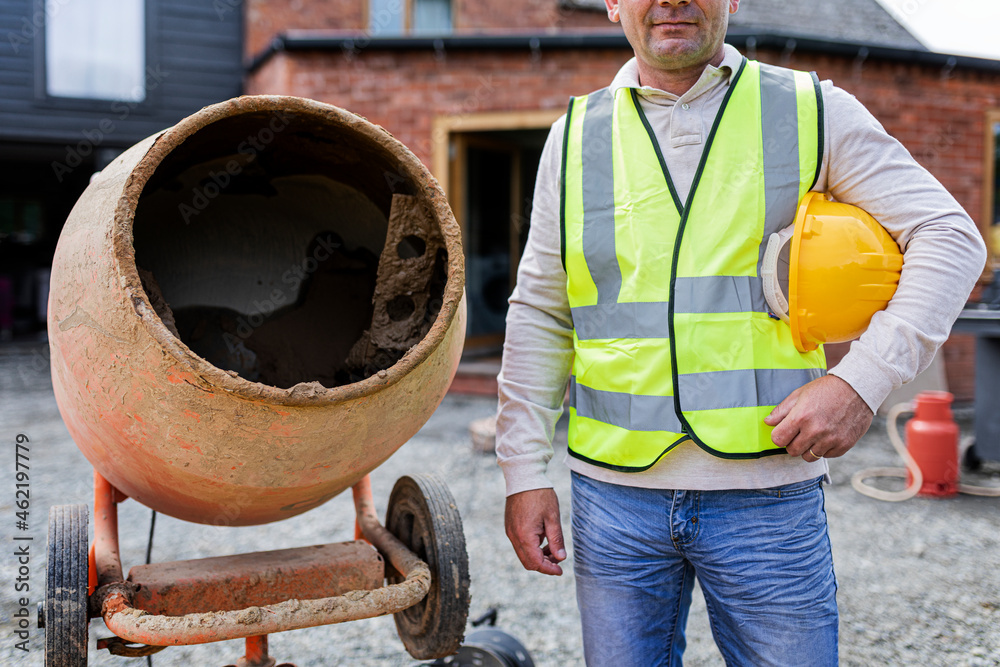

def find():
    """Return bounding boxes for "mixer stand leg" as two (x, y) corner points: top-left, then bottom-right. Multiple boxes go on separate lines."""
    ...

(226, 634), (296, 667)
(352, 474), (374, 541)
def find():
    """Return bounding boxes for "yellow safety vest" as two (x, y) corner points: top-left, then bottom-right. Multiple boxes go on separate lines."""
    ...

(561, 58), (827, 471)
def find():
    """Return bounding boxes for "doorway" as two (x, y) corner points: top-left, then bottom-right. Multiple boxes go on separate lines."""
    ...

(448, 128), (549, 351)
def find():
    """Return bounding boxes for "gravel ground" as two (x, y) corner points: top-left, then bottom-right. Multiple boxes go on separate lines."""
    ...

(2, 342), (999, 666)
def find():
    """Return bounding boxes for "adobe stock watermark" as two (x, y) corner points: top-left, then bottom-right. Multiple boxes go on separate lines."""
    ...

(403, 75), (499, 160)
(50, 65), (171, 183)
(178, 110), (293, 225)
(219, 231), (344, 354)
(15, 346), (50, 389)
(342, 0), (406, 56)
(6, 0), (73, 55)
(11, 433), (32, 654)
(213, 0), (241, 21)
(913, 122), (961, 166)
(893, 0), (930, 18)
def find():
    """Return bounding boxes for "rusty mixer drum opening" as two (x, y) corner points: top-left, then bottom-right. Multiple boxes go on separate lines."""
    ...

(133, 107), (448, 389)
(48, 97), (466, 525)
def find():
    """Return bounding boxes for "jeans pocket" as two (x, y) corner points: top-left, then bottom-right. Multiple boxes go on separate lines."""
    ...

(753, 475), (824, 498)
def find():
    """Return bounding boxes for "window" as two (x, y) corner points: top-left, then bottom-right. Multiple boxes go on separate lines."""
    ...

(986, 110), (1000, 271)
(412, 0), (452, 33)
(369, 0), (452, 36)
(456, 131), (547, 345)
(45, 0), (146, 101)
(0, 197), (44, 245)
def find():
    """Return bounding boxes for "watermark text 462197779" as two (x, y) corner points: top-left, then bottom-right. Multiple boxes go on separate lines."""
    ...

(12, 433), (32, 653)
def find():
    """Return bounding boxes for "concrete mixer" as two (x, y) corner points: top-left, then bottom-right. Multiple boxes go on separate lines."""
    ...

(42, 96), (470, 666)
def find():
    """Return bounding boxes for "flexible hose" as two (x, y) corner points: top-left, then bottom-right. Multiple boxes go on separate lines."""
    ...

(852, 401), (1000, 500)
(851, 402), (922, 502)
(959, 478), (1000, 497)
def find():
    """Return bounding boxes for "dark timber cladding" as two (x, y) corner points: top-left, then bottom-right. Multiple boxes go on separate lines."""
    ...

(0, 0), (244, 148)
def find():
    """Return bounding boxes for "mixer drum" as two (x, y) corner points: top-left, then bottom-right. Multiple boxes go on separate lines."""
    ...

(48, 96), (466, 525)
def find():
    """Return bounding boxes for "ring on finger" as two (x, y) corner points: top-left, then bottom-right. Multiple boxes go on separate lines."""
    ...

(808, 448), (824, 460)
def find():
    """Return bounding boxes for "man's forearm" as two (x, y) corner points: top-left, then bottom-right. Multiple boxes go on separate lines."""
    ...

(496, 118), (575, 496)
(496, 295), (574, 496)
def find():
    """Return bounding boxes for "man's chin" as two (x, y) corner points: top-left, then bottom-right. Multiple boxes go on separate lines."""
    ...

(647, 41), (714, 68)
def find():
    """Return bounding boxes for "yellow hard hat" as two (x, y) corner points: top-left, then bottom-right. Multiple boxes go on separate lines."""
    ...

(762, 192), (903, 353)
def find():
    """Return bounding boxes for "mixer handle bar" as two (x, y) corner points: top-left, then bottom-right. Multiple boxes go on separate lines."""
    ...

(91, 473), (432, 647)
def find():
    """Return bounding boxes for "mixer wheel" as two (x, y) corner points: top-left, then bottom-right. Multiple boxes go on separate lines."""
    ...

(386, 473), (470, 660)
(45, 504), (90, 666)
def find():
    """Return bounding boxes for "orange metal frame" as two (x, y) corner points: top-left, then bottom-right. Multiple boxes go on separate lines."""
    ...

(88, 470), (430, 665)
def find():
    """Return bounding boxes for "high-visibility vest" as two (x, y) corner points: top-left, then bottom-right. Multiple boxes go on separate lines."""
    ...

(561, 58), (827, 471)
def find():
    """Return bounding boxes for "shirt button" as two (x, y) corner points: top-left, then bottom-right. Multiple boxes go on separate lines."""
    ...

(682, 103), (690, 110)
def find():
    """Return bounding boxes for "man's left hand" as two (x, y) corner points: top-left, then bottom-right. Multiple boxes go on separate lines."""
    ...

(764, 375), (874, 461)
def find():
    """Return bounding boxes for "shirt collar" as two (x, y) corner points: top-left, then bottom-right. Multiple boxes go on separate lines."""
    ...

(609, 43), (745, 103)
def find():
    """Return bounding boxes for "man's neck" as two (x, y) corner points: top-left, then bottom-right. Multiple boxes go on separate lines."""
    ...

(634, 47), (726, 96)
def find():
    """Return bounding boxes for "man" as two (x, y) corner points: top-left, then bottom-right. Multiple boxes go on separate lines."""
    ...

(495, 0), (986, 665)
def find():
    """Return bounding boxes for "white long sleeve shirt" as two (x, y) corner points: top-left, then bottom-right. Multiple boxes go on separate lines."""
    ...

(495, 45), (986, 497)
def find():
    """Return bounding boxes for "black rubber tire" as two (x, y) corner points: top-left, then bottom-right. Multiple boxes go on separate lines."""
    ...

(963, 440), (983, 472)
(45, 504), (89, 667)
(386, 473), (470, 660)
(463, 628), (536, 667)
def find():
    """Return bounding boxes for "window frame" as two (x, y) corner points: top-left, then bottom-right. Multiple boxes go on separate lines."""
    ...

(983, 109), (1000, 273)
(432, 109), (562, 348)
(365, 0), (453, 36)
(33, 0), (159, 113)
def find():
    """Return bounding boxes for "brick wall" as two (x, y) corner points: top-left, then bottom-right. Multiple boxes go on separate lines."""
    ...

(244, 0), (611, 59)
(454, 0), (611, 31)
(246, 42), (1000, 403)
(247, 47), (629, 159)
(245, 0), (367, 58)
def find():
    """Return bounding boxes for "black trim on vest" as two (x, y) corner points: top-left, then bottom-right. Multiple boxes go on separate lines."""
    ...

(559, 97), (575, 272)
(652, 57), (787, 461)
(631, 88), (684, 215)
(567, 433), (692, 472)
(810, 71), (824, 191)
(567, 59), (819, 466)
(697, 445), (790, 461)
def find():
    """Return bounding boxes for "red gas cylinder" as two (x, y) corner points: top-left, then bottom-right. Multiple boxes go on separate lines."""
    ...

(906, 391), (960, 497)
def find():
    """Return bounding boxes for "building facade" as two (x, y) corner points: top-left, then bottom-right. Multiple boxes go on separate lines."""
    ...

(0, 0), (243, 339)
(244, 0), (1000, 402)
(1, 0), (996, 403)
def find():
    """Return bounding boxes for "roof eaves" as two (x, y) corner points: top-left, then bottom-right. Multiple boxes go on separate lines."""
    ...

(246, 30), (1000, 75)
(726, 29), (999, 73)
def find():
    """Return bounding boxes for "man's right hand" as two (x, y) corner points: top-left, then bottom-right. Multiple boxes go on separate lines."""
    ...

(504, 488), (567, 576)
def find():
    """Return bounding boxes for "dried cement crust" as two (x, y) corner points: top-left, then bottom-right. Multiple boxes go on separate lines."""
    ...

(137, 268), (179, 338)
(348, 194), (446, 371)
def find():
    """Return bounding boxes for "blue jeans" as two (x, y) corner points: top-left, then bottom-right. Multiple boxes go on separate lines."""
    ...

(571, 472), (838, 667)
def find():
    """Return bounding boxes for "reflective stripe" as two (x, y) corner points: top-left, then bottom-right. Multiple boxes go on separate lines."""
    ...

(758, 64), (801, 314)
(674, 275), (764, 314)
(569, 377), (685, 433)
(678, 368), (824, 410)
(580, 88), (621, 305)
(571, 367), (822, 431)
(572, 302), (671, 340)
(571, 276), (766, 340)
